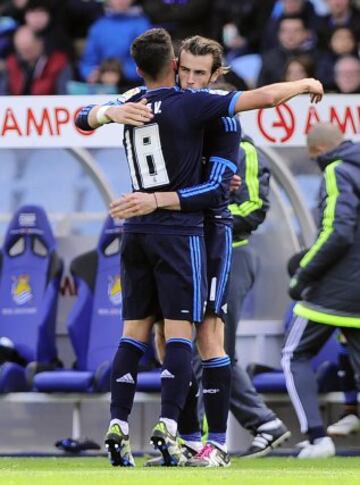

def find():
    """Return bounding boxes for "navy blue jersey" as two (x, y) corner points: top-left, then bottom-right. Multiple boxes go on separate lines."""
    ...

(120, 86), (240, 235)
(177, 114), (241, 222)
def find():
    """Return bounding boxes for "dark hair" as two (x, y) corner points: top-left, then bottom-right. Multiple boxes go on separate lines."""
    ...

(130, 28), (174, 80)
(279, 14), (308, 29)
(179, 35), (226, 74)
(99, 58), (122, 74)
(283, 54), (315, 78)
(25, 0), (52, 13)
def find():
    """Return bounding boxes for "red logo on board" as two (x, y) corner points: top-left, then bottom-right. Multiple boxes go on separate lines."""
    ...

(257, 104), (296, 143)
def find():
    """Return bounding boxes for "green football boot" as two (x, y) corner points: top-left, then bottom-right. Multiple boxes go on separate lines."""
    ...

(104, 423), (135, 467)
(149, 421), (188, 466)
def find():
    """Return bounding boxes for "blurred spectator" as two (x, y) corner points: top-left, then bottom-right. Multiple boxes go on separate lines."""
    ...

(208, 0), (266, 57)
(141, 0), (210, 42)
(283, 54), (315, 80)
(97, 57), (137, 90)
(0, 0), (28, 23)
(0, 0), (28, 57)
(316, 26), (359, 89)
(0, 25), (71, 94)
(0, 14), (18, 57)
(261, 0), (320, 51)
(23, 0), (74, 58)
(79, 0), (151, 84)
(333, 55), (360, 92)
(317, 0), (360, 48)
(257, 15), (314, 85)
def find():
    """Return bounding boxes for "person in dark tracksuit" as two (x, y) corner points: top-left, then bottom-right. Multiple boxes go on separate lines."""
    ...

(282, 122), (360, 459)
(224, 135), (291, 457)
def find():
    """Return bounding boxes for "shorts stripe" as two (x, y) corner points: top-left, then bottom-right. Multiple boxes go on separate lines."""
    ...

(189, 236), (202, 322)
(194, 236), (202, 322)
(215, 225), (233, 312)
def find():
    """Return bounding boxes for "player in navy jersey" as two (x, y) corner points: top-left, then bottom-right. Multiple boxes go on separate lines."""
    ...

(76, 28), (323, 467)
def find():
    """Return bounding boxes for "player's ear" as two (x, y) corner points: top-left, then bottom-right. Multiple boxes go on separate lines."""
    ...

(171, 58), (178, 72)
(136, 66), (144, 79)
(210, 67), (221, 84)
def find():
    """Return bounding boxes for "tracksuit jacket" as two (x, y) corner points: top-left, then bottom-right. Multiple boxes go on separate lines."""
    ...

(294, 140), (360, 327)
(229, 136), (270, 246)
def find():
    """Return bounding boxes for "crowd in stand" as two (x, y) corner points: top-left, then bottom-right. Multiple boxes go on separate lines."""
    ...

(0, 0), (359, 95)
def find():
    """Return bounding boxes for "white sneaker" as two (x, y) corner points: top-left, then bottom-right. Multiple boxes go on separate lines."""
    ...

(297, 437), (335, 459)
(327, 414), (360, 437)
(295, 440), (310, 449)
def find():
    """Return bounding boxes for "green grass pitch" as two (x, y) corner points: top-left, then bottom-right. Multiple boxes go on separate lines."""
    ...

(1, 457), (360, 485)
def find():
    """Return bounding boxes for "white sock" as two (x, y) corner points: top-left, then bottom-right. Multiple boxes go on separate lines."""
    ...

(257, 418), (282, 432)
(208, 440), (227, 452)
(110, 418), (129, 435)
(160, 417), (177, 436)
(186, 440), (203, 452)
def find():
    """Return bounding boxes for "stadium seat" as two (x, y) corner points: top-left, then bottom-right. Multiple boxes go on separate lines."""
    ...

(248, 307), (342, 394)
(33, 216), (160, 393)
(0, 205), (63, 392)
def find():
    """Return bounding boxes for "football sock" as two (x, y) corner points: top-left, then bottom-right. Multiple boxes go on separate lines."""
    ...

(202, 355), (232, 446)
(308, 426), (326, 443)
(178, 369), (201, 439)
(159, 418), (178, 436)
(109, 418), (129, 436)
(110, 337), (148, 421)
(160, 338), (193, 422)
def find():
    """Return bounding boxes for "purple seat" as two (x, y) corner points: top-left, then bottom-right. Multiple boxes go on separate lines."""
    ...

(0, 205), (63, 392)
(34, 216), (160, 393)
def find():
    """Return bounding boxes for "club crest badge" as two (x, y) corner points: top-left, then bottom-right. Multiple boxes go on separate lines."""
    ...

(12, 274), (32, 305)
(108, 275), (122, 305)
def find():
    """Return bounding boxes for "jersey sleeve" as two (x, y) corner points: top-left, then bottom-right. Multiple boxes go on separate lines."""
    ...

(75, 87), (146, 131)
(75, 97), (124, 131)
(178, 116), (241, 212)
(178, 158), (237, 212)
(183, 89), (242, 128)
(297, 161), (359, 282)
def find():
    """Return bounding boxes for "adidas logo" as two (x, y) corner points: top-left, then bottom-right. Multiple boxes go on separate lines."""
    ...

(160, 369), (175, 379)
(116, 373), (135, 384)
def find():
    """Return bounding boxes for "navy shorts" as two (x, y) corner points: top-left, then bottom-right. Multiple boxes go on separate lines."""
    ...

(204, 221), (233, 320)
(121, 233), (207, 323)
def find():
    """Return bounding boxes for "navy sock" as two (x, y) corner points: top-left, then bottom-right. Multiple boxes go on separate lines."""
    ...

(110, 337), (148, 421)
(308, 426), (326, 443)
(202, 356), (232, 445)
(161, 338), (193, 421)
(178, 369), (201, 437)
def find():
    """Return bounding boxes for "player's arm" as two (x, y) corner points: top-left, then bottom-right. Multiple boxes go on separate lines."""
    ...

(75, 99), (153, 131)
(229, 139), (270, 239)
(109, 158), (237, 219)
(233, 78), (324, 113)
